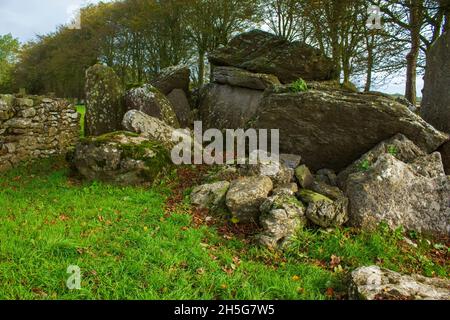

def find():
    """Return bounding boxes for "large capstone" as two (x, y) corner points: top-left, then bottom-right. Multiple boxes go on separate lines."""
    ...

(85, 64), (125, 136)
(211, 66), (281, 90)
(151, 65), (190, 96)
(208, 30), (336, 83)
(125, 84), (180, 128)
(254, 85), (448, 171)
(72, 132), (171, 185)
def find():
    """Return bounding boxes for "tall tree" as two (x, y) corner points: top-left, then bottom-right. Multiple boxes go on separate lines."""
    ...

(0, 34), (20, 93)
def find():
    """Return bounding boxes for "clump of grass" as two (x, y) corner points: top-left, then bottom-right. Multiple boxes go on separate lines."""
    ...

(290, 78), (308, 93)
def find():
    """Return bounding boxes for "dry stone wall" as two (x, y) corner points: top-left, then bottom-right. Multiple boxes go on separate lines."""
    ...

(0, 94), (80, 172)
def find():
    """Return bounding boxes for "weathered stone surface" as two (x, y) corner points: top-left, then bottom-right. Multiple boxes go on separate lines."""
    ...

(151, 65), (190, 96)
(211, 66), (281, 90)
(226, 176), (273, 223)
(254, 87), (448, 171)
(209, 30), (336, 83)
(72, 132), (171, 185)
(0, 95), (79, 172)
(337, 134), (426, 187)
(421, 31), (450, 133)
(238, 153), (294, 187)
(438, 141), (450, 175)
(315, 169), (338, 186)
(298, 189), (349, 228)
(190, 181), (230, 210)
(344, 153), (450, 235)
(349, 266), (450, 300)
(295, 165), (314, 188)
(122, 110), (201, 152)
(280, 153), (302, 170)
(258, 194), (306, 248)
(85, 64), (124, 136)
(199, 83), (263, 130)
(167, 89), (191, 127)
(125, 84), (179, 128)
(273, 183), (299, 196)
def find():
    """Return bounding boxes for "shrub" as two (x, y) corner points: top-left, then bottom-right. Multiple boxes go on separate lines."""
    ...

(290, 78), (308, 92)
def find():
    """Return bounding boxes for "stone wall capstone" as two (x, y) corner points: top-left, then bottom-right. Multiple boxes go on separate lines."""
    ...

(0, 94), (80, 172)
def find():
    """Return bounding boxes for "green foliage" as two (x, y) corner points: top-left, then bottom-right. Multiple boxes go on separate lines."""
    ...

(290, 78), (308, 92)
(0, 34), (20, 93)
(0, 158), (447, 300)
(358, 159), (371, 171)
(388, 145), (398, 156)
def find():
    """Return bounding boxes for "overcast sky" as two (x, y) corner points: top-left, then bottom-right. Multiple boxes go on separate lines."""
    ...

(0, 0), (423, 96)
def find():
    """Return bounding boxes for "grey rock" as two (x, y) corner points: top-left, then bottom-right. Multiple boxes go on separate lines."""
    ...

(226, 176), (273, 223)
(72, 132), (171, 185)
(298, 189), (349, 228)
(167, 89), (191, 128)
(315, 169), (338, 186)
(338, 134), (426, 188)
(438, 141), (450, 175)
(122, 110), (202, 153)
(199, 83), (263, 130)
(280, 153), (302, 170)
(255, 86), (448, 171)
(85, 64), (125, 136)
(349, 266), (450, 300)
(211, 66), (281, 90)
(151, 65), (190, 96)
(191, 181), (230, 210)
(209, 30), (336, 83)
(344, 153), (450, 236)
(125, 84), (180, 128)
(258, 194), (306, 248)
(273, 183), (299, 196)
(295, 165), (314, 188)
(421, 30), (450, 133)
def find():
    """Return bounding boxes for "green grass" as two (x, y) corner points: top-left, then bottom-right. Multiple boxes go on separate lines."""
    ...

(0, 158), (448, 300)
(76, 105), (85, 138)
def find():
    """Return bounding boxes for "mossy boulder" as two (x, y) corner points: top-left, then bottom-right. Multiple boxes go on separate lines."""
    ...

(125, 84), (180, 128)
(72, 132), (171, 185)
(85, 64), (125, 136)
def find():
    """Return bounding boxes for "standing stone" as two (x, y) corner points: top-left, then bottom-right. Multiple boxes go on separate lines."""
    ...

(421, 31), (450, 133)
(85, 64), (124, 136)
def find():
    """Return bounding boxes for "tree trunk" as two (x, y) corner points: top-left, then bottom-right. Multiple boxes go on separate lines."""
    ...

(364, 34), (374, 92)
(198, 50), (205, 88)
(405, 0), (422, 105)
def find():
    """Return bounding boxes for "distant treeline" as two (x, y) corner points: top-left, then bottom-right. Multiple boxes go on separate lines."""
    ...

(2, 0), (449, 104)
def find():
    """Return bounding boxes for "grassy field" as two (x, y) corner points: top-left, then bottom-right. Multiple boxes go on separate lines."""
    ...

(0, 157), (448, 300)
